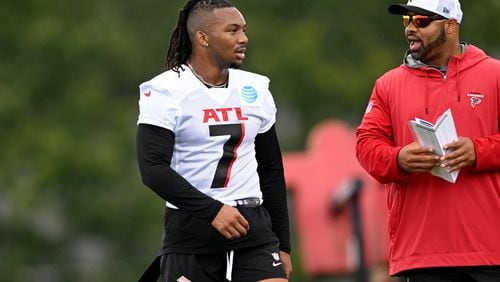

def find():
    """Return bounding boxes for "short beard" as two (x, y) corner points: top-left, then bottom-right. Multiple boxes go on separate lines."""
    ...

(412, 26), (446, 62)
(215, 56), (242, 70)
(230, 62), (242, 69)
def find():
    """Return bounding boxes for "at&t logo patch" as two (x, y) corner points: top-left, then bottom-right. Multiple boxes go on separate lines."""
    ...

(241, 86), (258, 103)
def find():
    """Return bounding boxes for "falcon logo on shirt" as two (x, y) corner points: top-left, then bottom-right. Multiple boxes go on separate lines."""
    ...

(466, 93), (484, 108)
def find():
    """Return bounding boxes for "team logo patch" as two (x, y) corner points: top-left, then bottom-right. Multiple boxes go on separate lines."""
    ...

(177, 276), (192, 282)
(241, 86), (258, 103)
(466, 93), (484, 108)
(272, 252), (280, 261)
(271, 252), (282, 267)
(365, 101), (373, 113)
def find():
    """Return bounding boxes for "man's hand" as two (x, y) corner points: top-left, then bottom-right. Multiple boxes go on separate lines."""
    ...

(280, 251), (292, 280)
(440, 137), (476, 172)
(398, 142), (441, 173)
(211, 204), (249, 239)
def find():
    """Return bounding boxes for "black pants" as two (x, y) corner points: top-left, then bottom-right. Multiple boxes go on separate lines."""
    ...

(401, 266), (500, 282)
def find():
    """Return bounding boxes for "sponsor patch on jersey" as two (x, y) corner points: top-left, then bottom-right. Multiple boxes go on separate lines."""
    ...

(241, 86), (258, 103)
(466, 92), (484, 108)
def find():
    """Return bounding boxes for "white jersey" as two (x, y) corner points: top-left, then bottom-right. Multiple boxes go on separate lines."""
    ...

(137, 65), (276, 207)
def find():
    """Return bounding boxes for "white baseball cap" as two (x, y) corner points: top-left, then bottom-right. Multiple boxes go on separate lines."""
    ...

(388, 0), (463, 24)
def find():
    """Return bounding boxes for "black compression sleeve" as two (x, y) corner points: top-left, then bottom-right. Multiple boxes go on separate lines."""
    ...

(136, 124), (223, 221)
(255, 126), (291, 253)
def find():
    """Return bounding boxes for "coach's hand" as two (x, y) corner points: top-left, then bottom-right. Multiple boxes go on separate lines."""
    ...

(211, 204), (249, 239)
(398, 142), (441, 173)
(440, 137), (476, 172)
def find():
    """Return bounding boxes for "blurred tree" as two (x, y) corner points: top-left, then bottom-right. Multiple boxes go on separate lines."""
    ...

(0, 0), (498, 281)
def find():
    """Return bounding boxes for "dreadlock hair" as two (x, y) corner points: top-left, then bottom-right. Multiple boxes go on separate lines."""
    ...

(165, 0), (234, 73)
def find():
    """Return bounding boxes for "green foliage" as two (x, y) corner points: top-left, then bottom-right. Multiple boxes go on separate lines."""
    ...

(1, 0), (498, 281)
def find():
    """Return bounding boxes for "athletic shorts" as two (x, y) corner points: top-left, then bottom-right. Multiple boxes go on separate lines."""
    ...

(400, 266), (500, 282)
(160, 242), (287, 282)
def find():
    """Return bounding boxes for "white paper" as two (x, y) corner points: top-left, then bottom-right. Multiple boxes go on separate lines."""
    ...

(409, 108), (459, 183)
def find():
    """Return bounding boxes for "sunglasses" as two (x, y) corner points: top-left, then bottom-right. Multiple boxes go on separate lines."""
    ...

(402, 15), (446, 28)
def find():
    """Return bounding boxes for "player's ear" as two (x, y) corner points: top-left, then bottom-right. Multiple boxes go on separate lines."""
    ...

(195, 31), (209, 48)
(445, 19), (458, 34)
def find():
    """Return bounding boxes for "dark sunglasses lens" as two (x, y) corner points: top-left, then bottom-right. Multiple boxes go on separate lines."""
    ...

(413, 16), (432, 28)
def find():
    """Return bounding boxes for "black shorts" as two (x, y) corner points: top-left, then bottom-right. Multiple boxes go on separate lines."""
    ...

(160, 242), (287, 282)
(400, 266), (500, 282)
(160, 205), (279, 254)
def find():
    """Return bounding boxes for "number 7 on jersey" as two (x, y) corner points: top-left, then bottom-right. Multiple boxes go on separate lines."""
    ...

(209, 123), (245, 188)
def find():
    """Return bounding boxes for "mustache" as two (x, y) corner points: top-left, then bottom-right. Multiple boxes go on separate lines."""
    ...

(406, 31), (420, 41)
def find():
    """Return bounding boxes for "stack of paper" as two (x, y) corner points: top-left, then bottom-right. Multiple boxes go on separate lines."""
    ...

(409, 108), (459, 183)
